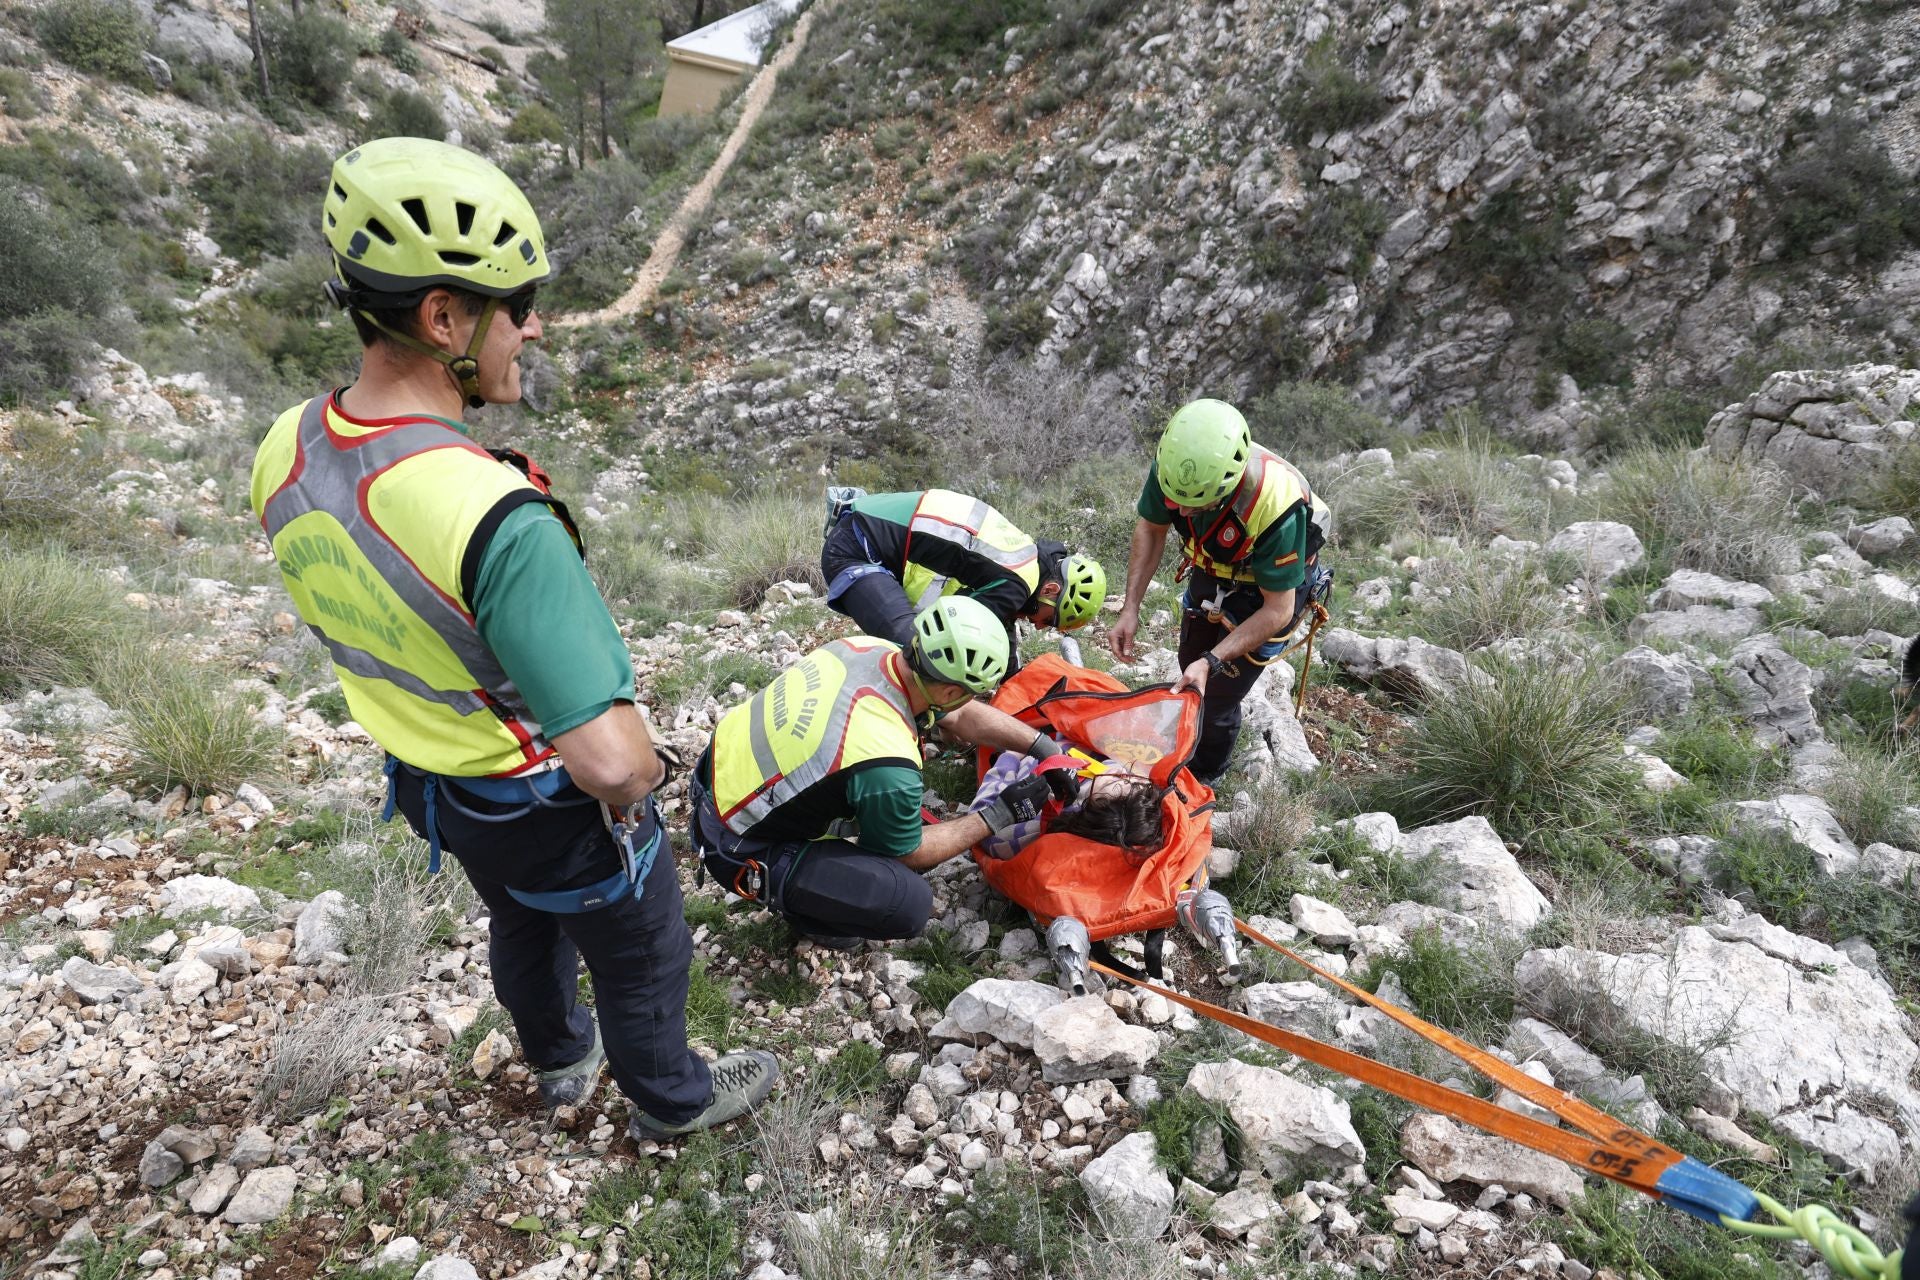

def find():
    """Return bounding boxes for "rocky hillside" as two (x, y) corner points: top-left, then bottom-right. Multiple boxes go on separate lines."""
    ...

(3, 0), (1920, 1278)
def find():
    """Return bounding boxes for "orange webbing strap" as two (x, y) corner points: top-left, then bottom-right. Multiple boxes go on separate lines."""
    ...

(1088, 929), (1688, 1199)
(1233, 920), (1679, 1157)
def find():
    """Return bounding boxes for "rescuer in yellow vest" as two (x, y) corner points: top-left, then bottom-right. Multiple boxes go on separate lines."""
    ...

(1109, 399), (1332, 783)
(250, 137), (775, 1140)
(691, 596), (1077, 947)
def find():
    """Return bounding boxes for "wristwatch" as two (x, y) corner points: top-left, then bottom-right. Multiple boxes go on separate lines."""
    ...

(1203, 652), (1225, 676)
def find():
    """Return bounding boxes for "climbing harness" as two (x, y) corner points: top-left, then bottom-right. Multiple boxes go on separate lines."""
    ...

(381, 755), (655, 912)
(1089, 917), (1905, 1274)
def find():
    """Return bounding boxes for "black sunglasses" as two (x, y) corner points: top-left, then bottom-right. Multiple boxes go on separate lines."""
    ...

(503, 288), (539, 327)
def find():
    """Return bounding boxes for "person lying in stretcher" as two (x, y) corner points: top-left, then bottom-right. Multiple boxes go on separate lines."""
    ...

(965, 749), (1168, 862)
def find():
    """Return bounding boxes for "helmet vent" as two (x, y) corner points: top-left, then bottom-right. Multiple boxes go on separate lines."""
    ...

(492, 220), (518, 247)
(439, 251), (480, 266)
(401, 198), (431, 235)
(456, 202), (476, 237)
(364, 216), (397, 246)
(331, 182), (348, 204)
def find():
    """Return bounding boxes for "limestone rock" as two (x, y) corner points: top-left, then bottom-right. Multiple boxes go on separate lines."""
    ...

(1729, 794), (1860, 876)
(1186, 1059), (1364, 1180)
(1705, 365), (1920, 500)
(189, 1163), (240, 1215)
(1318, 630), (1489, 700)
(471, 1028), (514, 1080)
(1032, 996), (1158, 1083)
(1648, 570), (1775, 611)
(138, 1141), (184, 1188)
(1515, 921), (1918, 1178)
(158, 876), (262, 920)
(1628, 605), (1764, 646)
(165, 955), (220, 1005)
(936, 979), (1066, 1049)
(1545, 522), (1644, 583)
(416, 1260), (482, 1280)
(1079, 1130), (1173, 1240)
(1605, 646), (1703, 719)
(1396, 817), (1550, 931)
(1290, 894), (1358, 947)
(1400, 1113), (1585, 1209)
(59, 957), (143, 1004)
(223, 1166), (297, 1224)
(294, 890), (349, 965)
(1726, 636), (1820, 746)
(156, 9), (253, 68)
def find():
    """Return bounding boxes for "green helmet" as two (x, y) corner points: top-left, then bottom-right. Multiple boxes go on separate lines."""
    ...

(910, 596), (1010, 696)
(321, 138), (552, 407)
(323, 137), (550, 298)
(1055, 554), (1106, 632)
(1156, 398), (1252, 509)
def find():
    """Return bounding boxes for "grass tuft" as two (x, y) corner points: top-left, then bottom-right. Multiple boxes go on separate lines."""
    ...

(0, 545), (134, 697)
(1383, 656), (1636, 837)
(1584, 447), (1797, 581)
(90, 640), (279, 795)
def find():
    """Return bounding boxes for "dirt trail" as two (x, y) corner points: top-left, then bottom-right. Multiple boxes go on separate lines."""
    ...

(561, 0), (835, 328)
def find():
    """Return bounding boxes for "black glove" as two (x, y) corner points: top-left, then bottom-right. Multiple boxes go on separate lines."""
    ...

(1027, 733), (1079, 804)
(978, 774), (1052, 838)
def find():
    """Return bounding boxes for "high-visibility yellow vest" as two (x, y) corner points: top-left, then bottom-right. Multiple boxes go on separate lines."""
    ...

(251, 394), (573, 777)
(711, 637), (922, 836)
(1182, 447), (1325, 585)
(898, 489), (1041, 609)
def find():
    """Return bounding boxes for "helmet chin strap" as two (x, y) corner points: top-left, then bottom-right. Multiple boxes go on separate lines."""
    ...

(358, 296), (501, 410)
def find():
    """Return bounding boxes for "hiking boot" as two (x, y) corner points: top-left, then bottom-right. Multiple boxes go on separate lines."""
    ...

(535, 1023), (604, 1109)
(795, 931), (866, 953)
(627, 1050), (780, 1139)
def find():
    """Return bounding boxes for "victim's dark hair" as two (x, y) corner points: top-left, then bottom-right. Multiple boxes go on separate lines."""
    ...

(1049, 776), (1167, 858)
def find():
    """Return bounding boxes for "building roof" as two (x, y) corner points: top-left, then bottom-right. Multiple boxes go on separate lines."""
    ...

(665, 0), (808, 70)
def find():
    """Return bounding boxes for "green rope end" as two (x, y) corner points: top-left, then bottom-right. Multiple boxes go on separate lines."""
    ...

(1718, 1193), (1902, 1280)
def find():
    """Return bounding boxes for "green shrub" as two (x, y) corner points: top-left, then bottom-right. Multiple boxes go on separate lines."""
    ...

(944, 1165), (1085, 1274)
(1769, 112), (1920, 264)
(0, 547), (133, 696)
(1713, 828), (1920, 991)
(1244, 381), (1396, 459)
(1585, 447), (1797, 581)
(1336, 427), (1552, 547)
(666, 489), (826, 610)
(983, 296), (1054, 356)
(1548, 315), (1635, 390)
(93, 641), (280, 795)
(0, 66), (46, 117)
(1252, 187), (1387, 287)
(193, 127), (332, 263)
(1809, 585), (1920, 640)
(1812, 742), (1920, 849)
(1278, 44), (1387, 138)
(1658, 718), (1784, 798)
(377, 26), (422, 74)
(1453, 187), (1571, 302)
(819, 1040), (886, 1098)
(1385, 655), (1636, 837)
(1141, 1090), (1231, 1181)
(35, 0), (151, 80)
(1586, 387), (1724, 456)
(900, 0), (1048, 61)
(1410, 555), (1564, 651)
(367, 87), (445, 141)
(723, 246), (786, 286)
(506, 101), (566, 144)
(0, 177), (117, 326)
(1661, 0), (1736, 41)
(0, 306), (105, 399)
(1871, 440), (1920, 521)
(1360, 926), (1518, 1044)
(265, 9), (356, 108)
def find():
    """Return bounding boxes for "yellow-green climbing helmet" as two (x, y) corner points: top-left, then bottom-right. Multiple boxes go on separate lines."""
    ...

(1156, 398), (1252, 509)
(911, 596), (1010, 696)
(322, 137), (551, 299)
(1055, 555), (1106, 632)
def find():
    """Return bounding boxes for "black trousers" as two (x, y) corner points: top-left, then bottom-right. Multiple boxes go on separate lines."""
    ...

(821, 521), (918, 646)
(389, 770), (712, 1125)
(1177, 609), (1268, 783)
(693, 793), (933, 941)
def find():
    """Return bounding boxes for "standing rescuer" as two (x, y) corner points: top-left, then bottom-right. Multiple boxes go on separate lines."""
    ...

(691, 596), (1074, 947)
(1109, 398), (1331, 784)
(249, 137), (775, 1140)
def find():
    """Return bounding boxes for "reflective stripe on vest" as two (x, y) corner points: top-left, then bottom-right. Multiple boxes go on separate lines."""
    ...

(257, 395), (556, 777)
(902, 490), (1042, 600)
(1186, 447), (1312, 584)
(711, 637), (922, 836)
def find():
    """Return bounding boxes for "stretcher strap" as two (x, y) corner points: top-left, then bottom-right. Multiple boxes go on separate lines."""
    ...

(1089, 924), (1759, 1223)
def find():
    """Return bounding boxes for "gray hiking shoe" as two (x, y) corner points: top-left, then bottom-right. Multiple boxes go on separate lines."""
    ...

(535, 1023), (604, 1109)
(627, 1050), (780, 1139)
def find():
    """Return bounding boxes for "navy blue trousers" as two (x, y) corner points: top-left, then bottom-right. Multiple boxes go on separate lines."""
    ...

(390, 769), (711, 1125)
